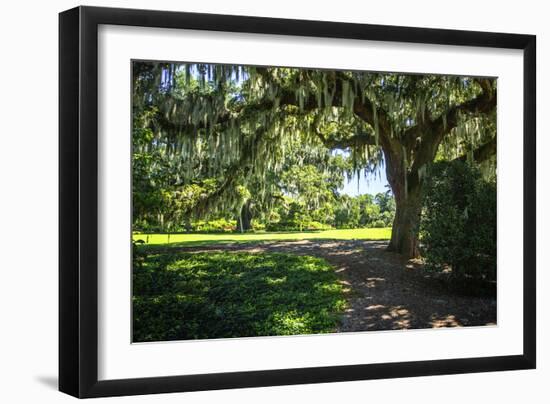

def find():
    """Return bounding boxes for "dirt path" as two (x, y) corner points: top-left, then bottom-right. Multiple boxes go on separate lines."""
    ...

(167, 239), (497, 332)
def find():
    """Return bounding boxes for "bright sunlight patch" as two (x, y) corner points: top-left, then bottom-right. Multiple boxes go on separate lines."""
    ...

(133, 227), (392, 247)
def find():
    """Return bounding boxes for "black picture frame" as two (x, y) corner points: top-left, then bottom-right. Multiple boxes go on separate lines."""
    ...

(59, 5), (536, 398)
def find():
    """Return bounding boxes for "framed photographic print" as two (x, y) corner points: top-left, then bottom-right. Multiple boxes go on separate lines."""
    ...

(59, 6), (536, 398)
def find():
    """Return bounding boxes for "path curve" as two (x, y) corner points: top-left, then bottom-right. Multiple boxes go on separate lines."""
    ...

(165, 239), (497, 332)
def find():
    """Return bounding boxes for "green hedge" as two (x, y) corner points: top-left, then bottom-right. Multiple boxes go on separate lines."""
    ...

(420, 160), (496, 291)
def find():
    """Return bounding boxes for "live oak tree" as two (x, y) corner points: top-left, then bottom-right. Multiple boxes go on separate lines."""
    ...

(133, 62), (496, 258)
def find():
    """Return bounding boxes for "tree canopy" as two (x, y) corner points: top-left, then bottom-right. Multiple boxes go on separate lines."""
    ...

(132, 61), (496, 257)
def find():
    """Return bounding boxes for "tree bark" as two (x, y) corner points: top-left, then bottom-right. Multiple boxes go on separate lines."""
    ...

(384, 146), (423, 259)
(184, 217), (192, 233)
(388, 190), (422, 258)
(237, 200), (253, 232)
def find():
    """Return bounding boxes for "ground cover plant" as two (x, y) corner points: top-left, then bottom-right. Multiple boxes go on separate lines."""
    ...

(133, 251), (347, 342)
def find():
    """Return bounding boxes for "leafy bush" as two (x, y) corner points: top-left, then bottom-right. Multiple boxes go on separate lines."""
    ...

(252, 222), (266, 232)
(192, 218), (236, 233)
(420, 160), (496, 289)
(371, 219), (386, 228)
(265, 220), (332, 232)
(265, 222), (295, 232)
(379, 211), (395, 227)
(306, 221), (333, 231)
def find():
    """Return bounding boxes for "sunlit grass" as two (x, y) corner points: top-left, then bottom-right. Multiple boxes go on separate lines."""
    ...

(133, 251), (346, 342)
(133, 227), (391, 247)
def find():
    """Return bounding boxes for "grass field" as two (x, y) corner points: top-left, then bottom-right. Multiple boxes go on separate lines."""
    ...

(133, 251), (346, 341)
(133, 227), (392, 247)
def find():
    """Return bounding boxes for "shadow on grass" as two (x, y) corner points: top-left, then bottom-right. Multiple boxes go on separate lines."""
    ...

(133, 251), (347, 342)
(138, 230), (327, 236)
(137, 237), (389, 252)
(140, 238), (274, 250)
(133, 229), (392, 250)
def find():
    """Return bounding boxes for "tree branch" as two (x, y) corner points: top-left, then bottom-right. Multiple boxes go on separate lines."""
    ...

(454, 136), (497, 164)
(153, 71), (394, 151)
(316, 130), (378, 149)
(409, 82), (497, 172)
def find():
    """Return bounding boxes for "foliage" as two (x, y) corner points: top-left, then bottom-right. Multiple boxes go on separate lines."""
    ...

(371, 219), (387, 228)
(192, 218), (236, 233)
(132, 61), (496, 257)
(265, 220), (333, 232)
(333, 192), (395, 229)
(133, 251), (346, 341)
(420, 160), (496, 289)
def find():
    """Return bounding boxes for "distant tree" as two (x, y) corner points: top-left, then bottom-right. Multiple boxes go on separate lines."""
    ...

(334, 196), (360, 228)
(374, 191), (396, 215)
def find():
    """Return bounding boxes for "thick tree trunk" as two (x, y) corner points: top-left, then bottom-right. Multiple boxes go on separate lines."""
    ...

(184, 217), (192, 233)
(388, 190), (422, 258)
(384, 148), (423, 258)
(237, 200), (253, 232)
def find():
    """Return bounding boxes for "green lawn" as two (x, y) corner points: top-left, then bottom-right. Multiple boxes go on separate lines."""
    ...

(133, 227), (391, 247)
(133, 251), (346, 342)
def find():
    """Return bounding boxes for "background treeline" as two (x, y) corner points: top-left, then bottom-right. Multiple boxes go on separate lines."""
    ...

(133, 146), (396, 234)
(134, 190), (395, 234)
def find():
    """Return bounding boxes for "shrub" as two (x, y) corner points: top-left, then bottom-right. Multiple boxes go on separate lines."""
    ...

(371, 219), (386, 228)
(265, 220), (332, 232)
(420, 160), (496, 288)
(265, 221), (295, 232)
(192, 218), (236, 233)
(306, 221), (333, 231)
(252, 222), (266, 232)
(380, 211), (395, 227)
